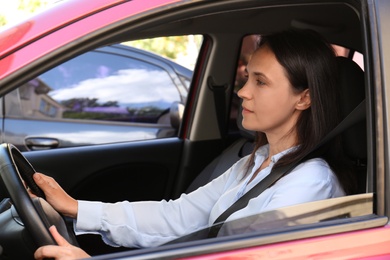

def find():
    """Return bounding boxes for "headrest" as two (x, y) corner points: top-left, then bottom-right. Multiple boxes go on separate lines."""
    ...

(336, 56), (366, 161)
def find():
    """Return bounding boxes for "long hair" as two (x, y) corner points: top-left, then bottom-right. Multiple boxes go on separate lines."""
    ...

(245, 29), (355, 194)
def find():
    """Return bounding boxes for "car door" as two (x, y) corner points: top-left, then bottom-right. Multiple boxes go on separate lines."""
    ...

(2, 0), (389, 259)
(0, 0), (225, 254)
(11, 39), (212, 256)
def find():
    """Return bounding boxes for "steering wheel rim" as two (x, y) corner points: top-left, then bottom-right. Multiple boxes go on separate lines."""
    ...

(0, 143), (56, 247)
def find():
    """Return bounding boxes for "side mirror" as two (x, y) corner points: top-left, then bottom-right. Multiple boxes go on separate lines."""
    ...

(170, 101), (185, 130)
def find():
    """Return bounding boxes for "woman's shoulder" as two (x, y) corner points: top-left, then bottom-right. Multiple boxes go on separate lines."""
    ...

(283, 157), (335, 181)
(274, 157), (345, 197)
(298, 157), (330, 168)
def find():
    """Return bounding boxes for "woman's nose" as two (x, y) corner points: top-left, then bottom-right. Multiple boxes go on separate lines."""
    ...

(237, 82), (249, 99)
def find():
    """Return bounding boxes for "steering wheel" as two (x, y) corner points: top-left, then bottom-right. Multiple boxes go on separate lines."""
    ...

(0, 143), (78, 250)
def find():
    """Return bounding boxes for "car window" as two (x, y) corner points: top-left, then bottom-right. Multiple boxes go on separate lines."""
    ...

(3, 36), (202, 151)
(8, 46), (185, 123)
(218, 193), (374, 237)
(169, 193), (375, 244)
(43, 50), (180, 124)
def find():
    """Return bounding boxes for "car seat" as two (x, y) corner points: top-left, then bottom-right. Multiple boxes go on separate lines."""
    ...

(186, 56), (366, 194)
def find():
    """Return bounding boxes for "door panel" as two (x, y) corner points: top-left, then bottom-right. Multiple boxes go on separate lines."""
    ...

(19, 136), (227, 255)
(23, 138), (184, 202)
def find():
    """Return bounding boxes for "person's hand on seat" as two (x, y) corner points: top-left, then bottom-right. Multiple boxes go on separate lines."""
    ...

(34, 226), (90, 260)
(32, 173), (78, 218)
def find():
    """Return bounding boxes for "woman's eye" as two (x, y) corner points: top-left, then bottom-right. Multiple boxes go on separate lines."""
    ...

(257, 80), (266, 86)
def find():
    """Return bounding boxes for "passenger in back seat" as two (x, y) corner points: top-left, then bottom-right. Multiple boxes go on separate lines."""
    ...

(33, 29), (355, 260)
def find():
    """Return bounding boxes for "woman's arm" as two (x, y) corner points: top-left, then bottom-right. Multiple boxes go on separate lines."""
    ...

(74, 167), (235, 248)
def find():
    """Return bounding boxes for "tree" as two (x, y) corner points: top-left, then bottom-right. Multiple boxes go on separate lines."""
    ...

(17, 0), (49, 13)
(0, 0), (49, 27)
(0, 15), (6, 27)
(127, 36), (189, 60)
(125, 35), (202, 69)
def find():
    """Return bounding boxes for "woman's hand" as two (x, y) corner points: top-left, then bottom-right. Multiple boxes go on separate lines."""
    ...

(33, 173), (78, 218)
(34, 226), (90, 260)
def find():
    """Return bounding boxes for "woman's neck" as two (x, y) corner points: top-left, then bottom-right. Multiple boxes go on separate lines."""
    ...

(266, 132), (298, 159)
(248, 134), (298, 184)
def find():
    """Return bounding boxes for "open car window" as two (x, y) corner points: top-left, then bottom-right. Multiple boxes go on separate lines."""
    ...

(218, 193), (375, 237)
(2, 36), (202, 151)
(165, 194), (374, 244)
(94, 194), (383, 260)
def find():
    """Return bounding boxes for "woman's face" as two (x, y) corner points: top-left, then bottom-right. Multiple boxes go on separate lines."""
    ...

(237, 44), (307, 138)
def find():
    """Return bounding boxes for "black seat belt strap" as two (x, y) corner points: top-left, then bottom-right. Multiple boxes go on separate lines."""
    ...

(207, 163), (292, 238)
(207, 99), (366, 238)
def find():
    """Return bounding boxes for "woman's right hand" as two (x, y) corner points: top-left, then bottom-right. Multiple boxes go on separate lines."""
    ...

(32, 173), (78, 218)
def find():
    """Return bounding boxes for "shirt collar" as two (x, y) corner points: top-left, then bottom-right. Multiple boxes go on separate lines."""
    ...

(255, 144), (298, 164)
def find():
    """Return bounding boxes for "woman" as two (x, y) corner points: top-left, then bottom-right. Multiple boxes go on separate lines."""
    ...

(34, 29), (353, 259)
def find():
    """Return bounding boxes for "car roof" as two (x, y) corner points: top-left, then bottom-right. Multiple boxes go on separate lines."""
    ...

(0, 0), (187, 89)
(0, 0), (121, 57)
(0, 0), (180, 59)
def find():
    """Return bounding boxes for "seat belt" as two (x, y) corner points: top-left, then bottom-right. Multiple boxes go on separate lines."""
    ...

(207, 99), (366, 238)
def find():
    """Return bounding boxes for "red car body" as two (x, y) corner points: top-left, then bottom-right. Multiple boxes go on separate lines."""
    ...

(0, 0), (389, 259)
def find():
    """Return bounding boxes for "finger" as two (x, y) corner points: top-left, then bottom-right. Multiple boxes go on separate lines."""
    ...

(49, 225), (70, 247)
(33, 173), (58, 195)
(27, 188), (38, 198)
(34, 245), (60, 260)
(33, 173), (47, 188)
(32, 173), (52, 198)
(33, 173), (46, 192)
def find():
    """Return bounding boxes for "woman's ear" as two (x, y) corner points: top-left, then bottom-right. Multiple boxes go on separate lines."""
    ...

(296, 89), (311, 110)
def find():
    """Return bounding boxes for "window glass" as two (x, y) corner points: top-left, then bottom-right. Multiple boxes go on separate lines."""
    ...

(14, 50), (181, 124)
(4, 36), (202, 150)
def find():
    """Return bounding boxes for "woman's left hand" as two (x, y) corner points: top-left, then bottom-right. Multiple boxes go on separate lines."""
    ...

(34, 225), (90, 260)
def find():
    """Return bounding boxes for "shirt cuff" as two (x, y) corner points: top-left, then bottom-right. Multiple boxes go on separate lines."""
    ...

(75, 200), (104, 231)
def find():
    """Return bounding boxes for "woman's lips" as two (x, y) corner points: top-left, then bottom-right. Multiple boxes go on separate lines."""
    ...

(242, 106), (253, 114)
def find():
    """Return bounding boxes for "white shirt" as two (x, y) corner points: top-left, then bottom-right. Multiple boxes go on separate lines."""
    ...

(74, 145), (345, 248)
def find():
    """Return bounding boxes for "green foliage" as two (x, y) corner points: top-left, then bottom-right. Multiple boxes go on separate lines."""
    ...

(63, 111), (119, 120)
(61, 98), (165, 123)
(0, 15), (7, 27)
(127, 106), (164, 117)
(126, 35), (202, 61)
(17, 0), (48, 13)
(0, 0), (49, 28)
(61, 98), (118, 110)
(127, 36), (187, 60)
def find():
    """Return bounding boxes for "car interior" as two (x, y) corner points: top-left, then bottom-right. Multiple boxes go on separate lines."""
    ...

(187, 55), (366, 194)
(0, 1), (383, 259)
